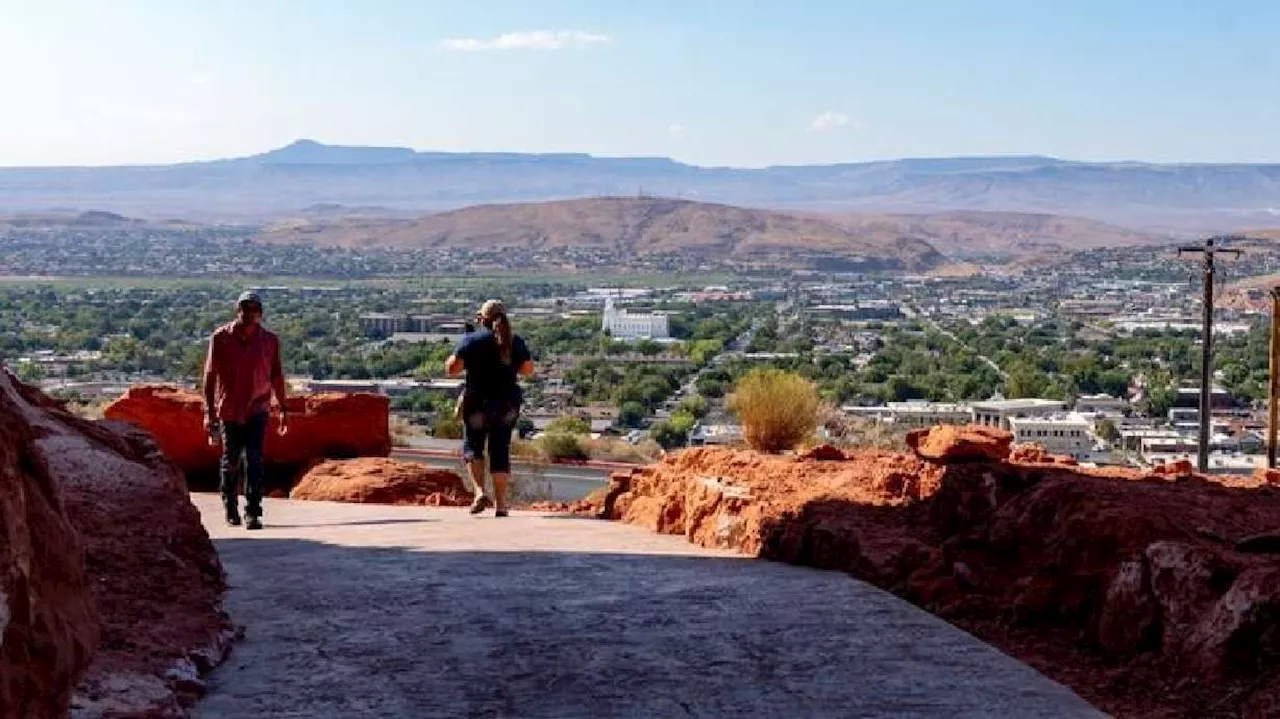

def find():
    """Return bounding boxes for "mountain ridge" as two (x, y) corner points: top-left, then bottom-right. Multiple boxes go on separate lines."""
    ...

(2, 140), (1279, 231)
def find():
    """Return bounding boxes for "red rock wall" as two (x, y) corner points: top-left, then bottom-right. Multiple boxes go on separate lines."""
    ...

(103, 384), (391, 487)
(2, 370), (235, 717)
(597, 436), (1280, 718)
(0, 373), (99, 719)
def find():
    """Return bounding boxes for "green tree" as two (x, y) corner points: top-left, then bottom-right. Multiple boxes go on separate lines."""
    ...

(1096, 419), (1120, 444)
(649, 421), (688, 450)
(676, 394), (709, 419)
(617, 401), (647, 428)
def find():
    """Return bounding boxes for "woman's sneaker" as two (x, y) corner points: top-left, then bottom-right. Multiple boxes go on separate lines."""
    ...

(469, 494), (493, 515)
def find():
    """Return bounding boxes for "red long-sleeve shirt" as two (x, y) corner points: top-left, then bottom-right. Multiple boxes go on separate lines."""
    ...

(203, 322), (284, 422)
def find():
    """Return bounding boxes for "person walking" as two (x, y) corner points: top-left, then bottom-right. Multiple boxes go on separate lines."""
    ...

(445, 300), (534, 517)
(203, 291), (289, 529)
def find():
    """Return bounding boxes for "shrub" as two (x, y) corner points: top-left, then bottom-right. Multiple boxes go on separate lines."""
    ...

(538, 432), (589, 461)
(728, 368), (820, 452)
(432, 415), (463, 440)
(545, 415), (591, 435)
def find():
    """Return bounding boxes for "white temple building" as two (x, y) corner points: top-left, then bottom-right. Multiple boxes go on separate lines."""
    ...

(601, 297), (670, 339)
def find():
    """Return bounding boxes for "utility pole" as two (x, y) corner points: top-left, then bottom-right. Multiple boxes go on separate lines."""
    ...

(1269, 287), (1280, 468)
(1177, 237), (1241, 473)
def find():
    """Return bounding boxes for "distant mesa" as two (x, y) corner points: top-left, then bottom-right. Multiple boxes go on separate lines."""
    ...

(2, 140), (1280, 235)
(251, 139), (418, 165)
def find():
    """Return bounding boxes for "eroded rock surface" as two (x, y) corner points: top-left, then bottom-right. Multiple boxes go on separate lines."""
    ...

(2, 371), (233, 718)
(104, 385), (391, 489)
(584, 425), (1280, 718)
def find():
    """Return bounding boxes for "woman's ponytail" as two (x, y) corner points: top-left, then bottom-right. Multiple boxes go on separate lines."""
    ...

(494, 313), (513, 365)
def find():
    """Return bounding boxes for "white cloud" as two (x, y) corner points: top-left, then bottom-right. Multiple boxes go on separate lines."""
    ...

(441, 30), (613, 51)
(808, 111), (855, 132)
(188, 72), (216, 85)
(668, 124), (685, 138)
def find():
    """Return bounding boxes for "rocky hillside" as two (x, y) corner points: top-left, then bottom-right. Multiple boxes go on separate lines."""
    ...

(825, 209), (1165, 256)
(579, 427), (1280, 719)
(256, 197), (949, 271)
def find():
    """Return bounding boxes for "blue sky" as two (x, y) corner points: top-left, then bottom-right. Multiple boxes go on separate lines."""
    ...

(2, 0), (1279, 167)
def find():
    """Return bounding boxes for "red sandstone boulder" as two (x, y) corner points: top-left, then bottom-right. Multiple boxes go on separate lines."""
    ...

(1010, 443), (1080, 466)
(104, 384), (391, 484)
(291, 458), (472, 506)
(906, 424), (1013, 463)
(1153, 459), (1196, 477)
(0, 373), (99, 719)
(1254, 467), (1280, 487)
(797, 444), (849, 461)
(2, 370), (234, 717)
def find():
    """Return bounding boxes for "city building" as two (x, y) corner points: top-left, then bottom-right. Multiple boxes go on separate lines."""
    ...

(1006, 414), (1096, 459)
(601, 297), (670, 339)
(842, 400), (972, 427)
(1074, 393), (1130, 416)
(971, 398), (1066, 431)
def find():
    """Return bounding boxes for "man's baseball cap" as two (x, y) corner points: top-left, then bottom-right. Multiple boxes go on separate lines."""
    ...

(236, 291), (263, 308)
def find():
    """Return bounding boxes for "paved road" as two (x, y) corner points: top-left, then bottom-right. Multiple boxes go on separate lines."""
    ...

(391, 450), (610, 502)
(193, 495), (1102, 719)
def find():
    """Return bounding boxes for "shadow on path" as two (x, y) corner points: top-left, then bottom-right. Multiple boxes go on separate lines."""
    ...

(197, 536), (1102, 719)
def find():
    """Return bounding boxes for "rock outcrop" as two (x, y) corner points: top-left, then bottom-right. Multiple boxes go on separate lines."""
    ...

(586, 425), (1280, 719)
(1, 370), (234, 718)
(291, 458), (472, 506)
(0, 374), (99, 719)
(103, 385), (391, 489)
(906, 423), (1012, 463)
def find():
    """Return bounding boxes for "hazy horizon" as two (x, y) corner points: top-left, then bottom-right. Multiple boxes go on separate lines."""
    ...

(3, 1), (1280, 168)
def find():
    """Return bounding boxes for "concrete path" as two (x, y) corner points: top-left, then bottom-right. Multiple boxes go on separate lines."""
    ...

(192, 495), (1104, 719)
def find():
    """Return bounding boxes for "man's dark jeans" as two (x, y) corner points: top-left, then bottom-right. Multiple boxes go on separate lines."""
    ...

(220, 412), (268, 519)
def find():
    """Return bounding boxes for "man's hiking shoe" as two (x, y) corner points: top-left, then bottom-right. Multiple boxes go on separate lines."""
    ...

(226, 514), (242, 527)
(495, 509), (509, 518)
(469, 495), (493, 515)
(246, 517), (263, 530)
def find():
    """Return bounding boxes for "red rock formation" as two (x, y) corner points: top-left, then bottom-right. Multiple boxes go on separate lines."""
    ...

(797, 443), (849, 461)
(589, 439), (1280, 718)
(0, 374), (99, 719)
(1152, 458), (1195, 477)
(291, 458), (472, 506)
(1009, 443), (1078, 465)
(103, 384), (391, 487)
(906, 424), (1013, 463)
(1, 370), (234, 717)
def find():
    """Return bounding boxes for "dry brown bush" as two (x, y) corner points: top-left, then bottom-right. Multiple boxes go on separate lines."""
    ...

(727, 369), (820, 453)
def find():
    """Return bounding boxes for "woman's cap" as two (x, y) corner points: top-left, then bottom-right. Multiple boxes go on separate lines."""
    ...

(478, 299), (506, 320)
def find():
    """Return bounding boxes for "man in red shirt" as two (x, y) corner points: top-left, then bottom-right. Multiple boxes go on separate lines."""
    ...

(203, 291), (289, 529)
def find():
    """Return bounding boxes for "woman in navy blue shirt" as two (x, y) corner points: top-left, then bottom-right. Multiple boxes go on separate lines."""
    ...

(445, 300), (534, 517)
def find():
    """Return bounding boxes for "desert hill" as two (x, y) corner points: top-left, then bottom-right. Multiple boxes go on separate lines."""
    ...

(256, 196), (1167, 267)
(257, 197), (947, 270)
